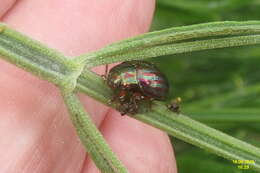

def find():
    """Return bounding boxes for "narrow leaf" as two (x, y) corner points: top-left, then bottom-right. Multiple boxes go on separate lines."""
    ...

(0, 23), (72, 85)
(136, 102), (260, 170)
(77, 21), (260, 67)
(62, 92), (128, 173)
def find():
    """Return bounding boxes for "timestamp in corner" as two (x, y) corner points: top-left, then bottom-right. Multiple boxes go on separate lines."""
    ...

(232, 159), (256, 169)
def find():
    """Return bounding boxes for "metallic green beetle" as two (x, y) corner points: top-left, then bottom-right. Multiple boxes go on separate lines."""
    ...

(106, 61), (169, 115)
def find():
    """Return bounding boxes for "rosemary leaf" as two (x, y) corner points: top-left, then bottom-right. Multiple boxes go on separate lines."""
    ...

(62, 92), (128, 173)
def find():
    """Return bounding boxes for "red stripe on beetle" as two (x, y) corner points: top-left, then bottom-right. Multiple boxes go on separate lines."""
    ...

(124, 72), (135, 78)
(141, 72), (164, 77)
(139, 78), (165, 84)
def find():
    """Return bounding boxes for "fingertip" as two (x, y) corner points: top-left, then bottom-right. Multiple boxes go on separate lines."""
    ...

(83, 111), (177, 173)
(2, 0), (155, 55)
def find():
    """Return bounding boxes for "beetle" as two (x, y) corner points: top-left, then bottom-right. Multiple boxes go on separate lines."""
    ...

(105, 60), (169, 115)
(167, 97), (182, 114)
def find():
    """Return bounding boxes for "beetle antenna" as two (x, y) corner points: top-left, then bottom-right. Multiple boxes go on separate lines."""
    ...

(105, 64), (108, 78)
(101, 65), (109, 80)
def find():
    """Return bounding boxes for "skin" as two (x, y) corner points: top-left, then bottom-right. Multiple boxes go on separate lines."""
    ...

(0, 0), (177, 173)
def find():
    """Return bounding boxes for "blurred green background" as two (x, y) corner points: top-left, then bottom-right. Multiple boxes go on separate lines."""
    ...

(150, 1), (260, 172)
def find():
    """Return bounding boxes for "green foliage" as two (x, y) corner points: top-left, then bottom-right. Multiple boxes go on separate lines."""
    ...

(152, 1), (260, 172)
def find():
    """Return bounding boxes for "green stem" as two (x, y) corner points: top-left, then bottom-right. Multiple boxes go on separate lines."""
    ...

(62, 92), (128, 173)
(137, 102), (260, 169)
(87, 34), (260, 67)
(77, 21), (260, 67)
(0, 23), (126, 172)
(0, 24), (72, 86)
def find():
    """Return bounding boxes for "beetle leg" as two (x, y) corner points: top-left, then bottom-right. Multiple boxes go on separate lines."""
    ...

(108, 95), (116, 105)
(109, 93), (118, 104)
(118, 90), (128, 103)
(127, 101), (137, 115)
(105, 64), (108, 77)
(132, 97), (138, 112)
(113, 90), (132, 115)
(132, 93), (142, 114)
(108, 90), (123, 105)
(119, 101), (134, 116)
(119, 104), (127, 115)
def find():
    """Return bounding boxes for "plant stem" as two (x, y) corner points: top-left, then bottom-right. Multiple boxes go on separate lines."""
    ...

(0, 23), (126, 173)
(77, 21), (260, 67)
(136, 102), (260, 170)
(62, 92), (128, 173)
